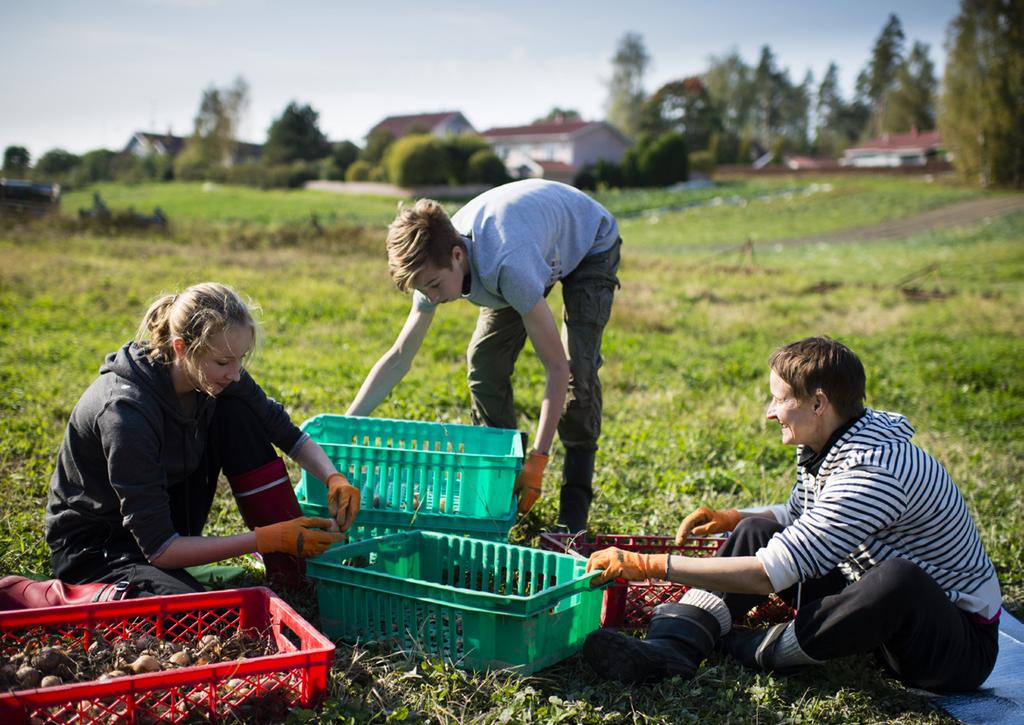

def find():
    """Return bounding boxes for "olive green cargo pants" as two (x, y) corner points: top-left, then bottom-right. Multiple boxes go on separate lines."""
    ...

(466, 239), (622, 453)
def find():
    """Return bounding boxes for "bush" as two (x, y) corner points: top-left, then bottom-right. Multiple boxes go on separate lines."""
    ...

(110, 154), (174, 184)
(384, 134), (449, 187)
(345, 160), (374, 182)
(322, 141), (360, 180)
(465, 149), (509, 185)
(173, 145), (215, 181)
(574, 165), (597, 190)
(71, 149), (117, 186)
(594, 159), (624, 189)
(689, 150), (716, 177)
(640, 132), (689, 187)
(444, 134), (490, 184)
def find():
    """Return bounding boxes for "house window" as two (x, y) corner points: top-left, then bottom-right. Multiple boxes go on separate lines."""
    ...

(545, 144), (557, 160)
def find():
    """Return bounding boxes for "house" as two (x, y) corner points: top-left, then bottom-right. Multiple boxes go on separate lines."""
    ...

(122, 131), (263, 164)
(481, 117), (631, 184)
(366, 111), (476, 140)
(841, 129), (943, 168)
(123, 131), (187, 158)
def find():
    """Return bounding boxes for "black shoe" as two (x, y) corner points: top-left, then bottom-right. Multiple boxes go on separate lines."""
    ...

(582, 603), (721, 684)
(559, 449), (595, 533)
(718, 623), (813, 675)
(583, 629), (674, 684)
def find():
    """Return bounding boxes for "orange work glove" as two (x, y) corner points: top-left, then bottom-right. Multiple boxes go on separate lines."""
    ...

(674, 506), (742, 544)
(254, 516), (343, 558)
(326, 473), (361, 532)
(585, 547), (668, 586)
(515, 450), (549, 514)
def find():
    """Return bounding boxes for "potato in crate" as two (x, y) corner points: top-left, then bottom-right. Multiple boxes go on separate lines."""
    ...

(296, 415), (522, 541)
(539, 532), (797, 630)
(0, 588), (333, 724)
(309, 531), (605, 674)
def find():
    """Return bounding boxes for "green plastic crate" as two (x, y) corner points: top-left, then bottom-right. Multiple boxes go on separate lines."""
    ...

(297, 415), (522, 539)
(308, 532), (604, 674)
(294, 497), (517, 543)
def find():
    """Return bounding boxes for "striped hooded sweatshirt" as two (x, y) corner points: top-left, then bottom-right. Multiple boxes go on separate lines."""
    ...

(755, 408), (1002, 620)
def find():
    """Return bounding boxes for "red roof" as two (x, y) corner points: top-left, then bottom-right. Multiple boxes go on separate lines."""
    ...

(368, 112), (465, 139)
(482, 119), (595, 137)
(535, 160), (575, 173)
(849, 129), (941, 153)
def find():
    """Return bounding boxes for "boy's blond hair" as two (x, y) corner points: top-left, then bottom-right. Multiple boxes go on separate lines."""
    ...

(386, 199), (465, 291)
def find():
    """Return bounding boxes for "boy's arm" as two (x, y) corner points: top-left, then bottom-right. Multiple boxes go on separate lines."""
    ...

(522, 298), (571, 455)
(346, 304), (434, 416)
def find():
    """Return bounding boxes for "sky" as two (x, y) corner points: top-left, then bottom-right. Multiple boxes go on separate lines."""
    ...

(1, 0), (960, 161)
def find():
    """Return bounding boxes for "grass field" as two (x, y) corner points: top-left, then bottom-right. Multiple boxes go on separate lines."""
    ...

(2, 174), (1021, 723)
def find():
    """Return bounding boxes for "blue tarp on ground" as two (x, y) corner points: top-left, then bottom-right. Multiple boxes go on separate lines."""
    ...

(925, 611), (1024, 724)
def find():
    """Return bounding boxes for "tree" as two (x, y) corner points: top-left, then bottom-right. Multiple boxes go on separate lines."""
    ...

(176, 76), (250, 177)
(35, 148), (80, 176)
(940, 0), (1024, 187)
(605, 32), (650, 139)
(640, 77), (720, 151)
(3, 146), (30, 172)
(702, 51), (756, 162)
(884, 41), (937, 132)
(264, 102), (331, 164)
(533, 108), (581, 123)
(814, 63), (870, 157)
(752, 46), (791, 148)
(856, 13), (906, 136)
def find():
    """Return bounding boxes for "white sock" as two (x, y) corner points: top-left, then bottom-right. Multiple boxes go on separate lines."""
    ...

(678, 588), (732, 637)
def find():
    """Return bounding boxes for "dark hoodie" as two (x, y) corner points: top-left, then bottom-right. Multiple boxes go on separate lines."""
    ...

(45, 342), (306, 581)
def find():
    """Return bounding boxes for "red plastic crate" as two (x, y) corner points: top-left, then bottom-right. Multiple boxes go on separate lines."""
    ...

(539, 532), (795, 630)
(0, 587), (334, 724)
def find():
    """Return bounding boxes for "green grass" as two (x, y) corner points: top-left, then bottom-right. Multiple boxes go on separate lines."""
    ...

(61, 181), (404, 226)
(618, 174), (986, 249)
(2, 175), (1020, 723)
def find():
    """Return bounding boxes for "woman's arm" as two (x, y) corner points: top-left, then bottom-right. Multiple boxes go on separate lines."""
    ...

(291, 437), (336, 484)
(346, 304), (434, 416)
(151, 532), (257, 570)
(665, 554), (774, 594)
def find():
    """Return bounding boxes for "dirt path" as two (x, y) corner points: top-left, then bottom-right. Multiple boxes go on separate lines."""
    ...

(764, 193), (1024, 248)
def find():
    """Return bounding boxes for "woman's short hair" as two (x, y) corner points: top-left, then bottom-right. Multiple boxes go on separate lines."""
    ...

(385, 199), (465, 292)
(769, 336), (866, 419)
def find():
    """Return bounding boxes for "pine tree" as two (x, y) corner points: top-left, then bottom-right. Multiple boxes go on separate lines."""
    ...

(940, 0), (1024, 187)
(857, 13), (906, 136)
(884, 42), (937, 132)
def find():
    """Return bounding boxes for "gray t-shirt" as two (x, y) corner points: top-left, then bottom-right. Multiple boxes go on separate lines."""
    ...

(413, 179), (619, 316)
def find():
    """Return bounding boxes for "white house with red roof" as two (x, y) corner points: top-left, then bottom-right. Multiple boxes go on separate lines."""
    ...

(481, 117), (631, 184)
(841, 128), (943, 168)
(366, 111), (476, 140)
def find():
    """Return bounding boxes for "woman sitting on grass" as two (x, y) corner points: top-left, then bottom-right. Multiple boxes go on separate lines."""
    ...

(42, 282), (360, 597)
(584, 336), (1001, 692)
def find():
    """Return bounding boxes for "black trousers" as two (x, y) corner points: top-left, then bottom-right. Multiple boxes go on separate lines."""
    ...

(56, 396), (279, 596)
(720, 517), (999, 691)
